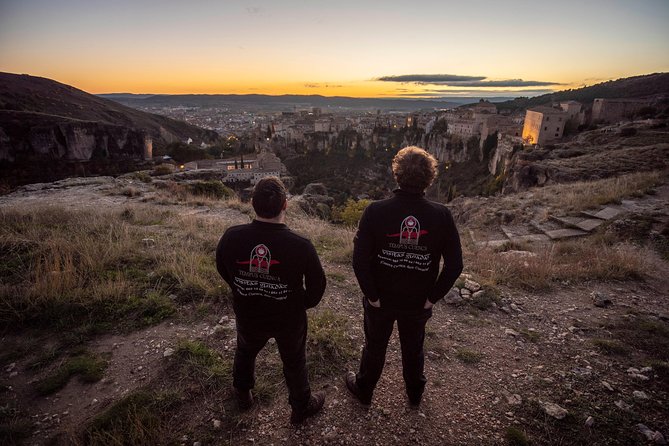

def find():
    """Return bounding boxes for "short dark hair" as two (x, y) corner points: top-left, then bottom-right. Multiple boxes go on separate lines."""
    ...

(392, 146), (438, 192)
(252, 177), (287, 218)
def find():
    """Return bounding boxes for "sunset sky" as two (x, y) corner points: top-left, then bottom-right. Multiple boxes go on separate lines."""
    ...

(1, 0), (668, 98)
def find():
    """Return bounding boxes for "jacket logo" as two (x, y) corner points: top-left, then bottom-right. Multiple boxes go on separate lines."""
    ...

(237, 244), (280, 274)
(386, 215), (428, 245)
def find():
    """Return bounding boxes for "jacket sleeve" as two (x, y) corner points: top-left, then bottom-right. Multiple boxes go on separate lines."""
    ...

(352, 205), (379, 302)
(215, 230), (232, 286)
(304, 241), (327, 309)
(428, 208), (463, 303)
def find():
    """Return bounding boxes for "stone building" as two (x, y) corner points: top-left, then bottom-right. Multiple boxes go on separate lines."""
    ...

(591, 98), (653, 123)
(448, 119), (481, 139)
(480, 115), (522, 144)
(222, 149), (289, 185)
(522, 106), (569, 145)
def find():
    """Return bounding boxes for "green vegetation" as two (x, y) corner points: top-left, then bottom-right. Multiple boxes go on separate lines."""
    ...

(455, 348), (483, 364)
(188, 180), (234, 199)
(173, 340), (232, 390)
(152, 163), (175, 176)
(519, 329), (541, 343)
(132, 171), (153, 183)
(85, 390), (180, 446)
(36, 351), (108, 395)
(495, 73), (669, 113)
(307, 310), (356, 377)
(470, 289), (500, 311)
(333, 198), (371, 227)
(592, 338), (629, 355)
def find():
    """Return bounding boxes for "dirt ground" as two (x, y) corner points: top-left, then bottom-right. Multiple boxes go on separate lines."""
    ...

(1, 177), (668, 446)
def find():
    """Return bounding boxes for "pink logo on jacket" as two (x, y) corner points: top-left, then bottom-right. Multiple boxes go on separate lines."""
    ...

(386, 216), (428, 245)
(237, 244), (280, 273)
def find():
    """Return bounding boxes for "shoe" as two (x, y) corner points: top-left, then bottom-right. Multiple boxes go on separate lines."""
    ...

(408, 393), (422, 408)
(234, 387), (254, 411)
(345, 371), (371, 406)
(290, 392), (325, 424)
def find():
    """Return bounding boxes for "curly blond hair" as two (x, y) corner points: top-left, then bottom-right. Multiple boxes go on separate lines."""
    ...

(391, 146), (437, 192)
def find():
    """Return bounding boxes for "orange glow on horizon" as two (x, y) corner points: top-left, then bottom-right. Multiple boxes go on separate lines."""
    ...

(21, 69), (583, 98)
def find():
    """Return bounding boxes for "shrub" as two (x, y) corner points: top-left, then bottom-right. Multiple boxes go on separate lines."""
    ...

(333, 198), (371, 227)
(188, 180), (234, 199)
(133, 171), (153, 183)
(455, 348), (483, 364)
(153, 164), (175, 176)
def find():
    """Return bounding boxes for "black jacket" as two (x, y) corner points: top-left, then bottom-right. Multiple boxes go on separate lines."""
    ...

(353, 189), (463, 310)
(216, 220), (326, 325)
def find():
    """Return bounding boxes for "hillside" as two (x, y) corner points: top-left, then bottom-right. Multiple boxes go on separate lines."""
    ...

(495, 72), (669, 111)
(0, 170), (667, 445)
(0, 72), (219, 148)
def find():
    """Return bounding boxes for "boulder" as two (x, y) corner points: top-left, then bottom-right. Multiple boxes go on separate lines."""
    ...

(303, 182), (328, 196)
(293, 183), (335, 219)
(541, 401), (568, 419)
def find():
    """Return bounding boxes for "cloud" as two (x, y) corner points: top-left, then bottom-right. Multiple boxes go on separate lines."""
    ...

(451, 79), (563, 87)
(246, 7), (261, 14)
(426, 88), (556, 95)
(377, 74), (562, 87)
(376, 74), (486, 84)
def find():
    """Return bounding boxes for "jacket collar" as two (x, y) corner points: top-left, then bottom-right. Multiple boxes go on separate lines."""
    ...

(393, 188), (425, 199)
(251, 220), (288, 230)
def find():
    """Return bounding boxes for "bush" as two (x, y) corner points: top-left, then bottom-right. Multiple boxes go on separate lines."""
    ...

(188, 181), (234, 199)
(153, 164), (175, 176)
(333, 198), (371, 227)
(133, 171), (153, 183)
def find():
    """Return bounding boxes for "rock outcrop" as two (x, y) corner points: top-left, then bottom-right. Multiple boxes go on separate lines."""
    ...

(0, 112), (149, 163)
(292, 182), (335, 219)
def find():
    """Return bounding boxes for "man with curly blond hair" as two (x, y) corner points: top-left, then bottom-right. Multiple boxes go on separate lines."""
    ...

(346, 146), (463, 408)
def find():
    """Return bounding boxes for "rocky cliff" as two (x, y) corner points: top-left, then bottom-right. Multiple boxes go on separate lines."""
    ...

(0, 111), (150, 163)
(0, 72), (220, 189)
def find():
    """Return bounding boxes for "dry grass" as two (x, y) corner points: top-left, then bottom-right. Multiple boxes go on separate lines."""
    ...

(454, 170), (666, 227)
(466, 237), (655, 290)
(531, 170), (665, 212)
(0, 204), (234, 330)
(0, 197), (355, 332)
(287, 205), (355, 264)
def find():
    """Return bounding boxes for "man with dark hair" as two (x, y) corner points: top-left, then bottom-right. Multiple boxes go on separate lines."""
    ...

(216, 177), (327, 424)
(346, 146), (463, 408)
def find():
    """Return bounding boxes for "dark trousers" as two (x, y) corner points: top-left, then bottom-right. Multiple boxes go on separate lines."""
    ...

(356, 299), (432, 401)
(233, 312), (311, 412)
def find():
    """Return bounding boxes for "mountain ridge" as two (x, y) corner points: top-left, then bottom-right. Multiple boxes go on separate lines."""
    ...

(0, 72), (219, 146)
